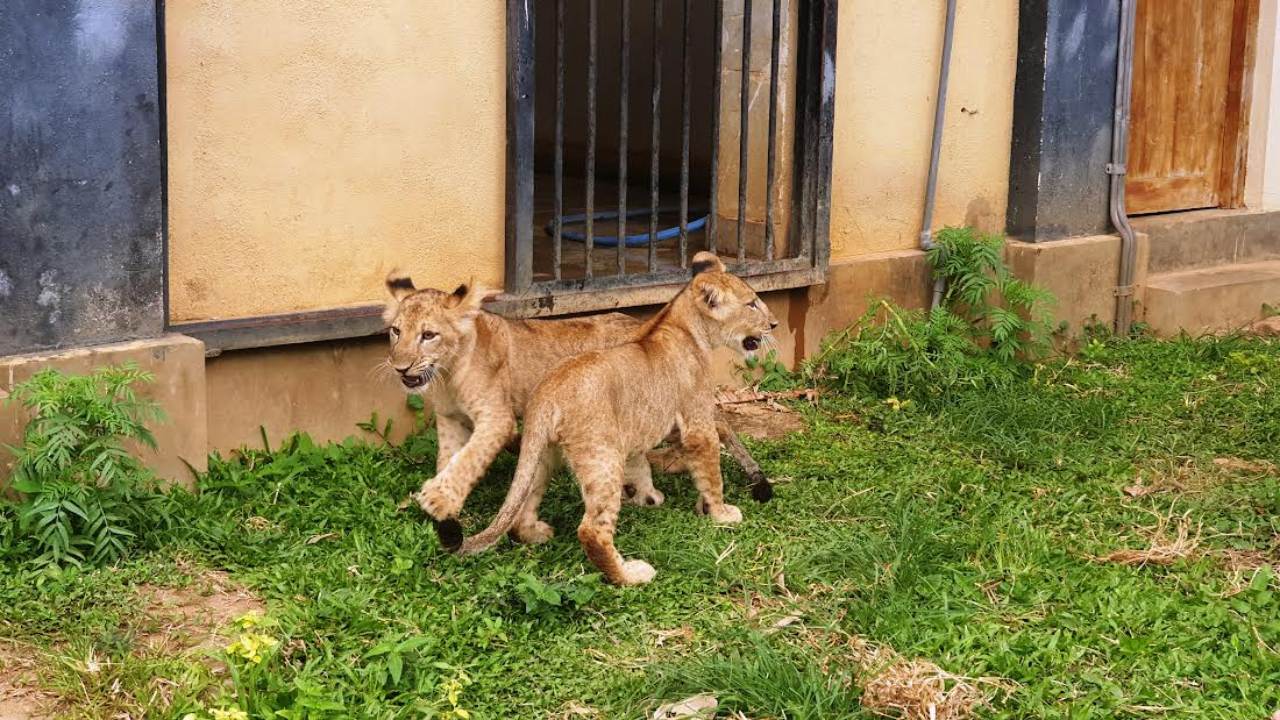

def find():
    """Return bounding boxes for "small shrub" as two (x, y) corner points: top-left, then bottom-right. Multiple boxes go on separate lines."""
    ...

(805, 301), (1009, 401)
(926, 226), (1055, 360)
(736, 349), (798, 392)
(3, 364), (169, 568)
(807, 227), (1053, 402)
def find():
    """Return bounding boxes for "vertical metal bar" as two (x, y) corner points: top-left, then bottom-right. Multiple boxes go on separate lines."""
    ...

(793, 0), (818, 261)
(584, 0), (598, 279)
(553, 0), (565, 280)
(737, 0), (753, 264)
(156, 0), (171, 327)
(812, 0), (837, 271)
(678, 0), (692, 268)
(648, 0), (664, 272)
(617, 0), (630, 276)
(504, 0), (535, 291)
(764, 0), (781, 261)
(708, 0), (723, 254)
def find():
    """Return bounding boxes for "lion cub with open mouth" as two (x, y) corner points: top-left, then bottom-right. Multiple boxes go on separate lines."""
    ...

(456, 251), (777, 585)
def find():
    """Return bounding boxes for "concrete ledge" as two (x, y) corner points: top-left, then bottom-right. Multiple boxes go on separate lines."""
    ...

(205, 336), (418, 455)
(1133, 208), (1280, 274)
(1004, 234), (1147, 331)
(0, 335), (208, 488)
(1143, 261), (1280, 335)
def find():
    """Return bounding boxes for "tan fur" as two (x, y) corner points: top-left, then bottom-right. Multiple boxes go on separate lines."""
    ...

(381, 268), (768, 549)
(457, 252), (778, 586)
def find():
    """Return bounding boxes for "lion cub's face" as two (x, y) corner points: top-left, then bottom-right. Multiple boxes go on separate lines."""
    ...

(381, 274), (491, 392)
(688, 252), (778, 358)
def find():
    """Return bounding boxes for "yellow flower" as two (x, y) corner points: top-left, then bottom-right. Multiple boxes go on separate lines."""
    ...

(234, 611), (265, 630)
(225, 631), (280, 664)
(211, 708), (249, 720)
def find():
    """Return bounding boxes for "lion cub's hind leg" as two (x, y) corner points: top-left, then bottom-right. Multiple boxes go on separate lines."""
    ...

(571, 450), (656, 586)
(622, 454), (665, 507)
(683, 428), (743, 524)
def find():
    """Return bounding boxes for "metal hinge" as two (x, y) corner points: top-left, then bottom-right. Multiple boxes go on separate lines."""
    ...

(1105, 163), (1127, 175)
(1113, 284), (1135, 298)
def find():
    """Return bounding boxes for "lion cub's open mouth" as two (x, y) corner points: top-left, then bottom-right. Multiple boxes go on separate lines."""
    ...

(400, 367), (435, 389)
(742, 336), (762, 352)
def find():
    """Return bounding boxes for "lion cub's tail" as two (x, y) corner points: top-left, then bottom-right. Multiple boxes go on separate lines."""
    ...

(457, 408), (555, 556)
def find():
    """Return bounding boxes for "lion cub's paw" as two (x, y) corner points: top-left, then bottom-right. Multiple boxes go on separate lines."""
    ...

(416, 482), (462, 520)
(624, 485), (665, 508)
(619, 559), (657, 585)
(511, 520), (555, 545)
(698, 501), (743, 524)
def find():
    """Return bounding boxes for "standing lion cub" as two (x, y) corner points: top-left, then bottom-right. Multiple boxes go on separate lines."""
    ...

(457, 252), (778, 585)
(381, 263), (773, 552)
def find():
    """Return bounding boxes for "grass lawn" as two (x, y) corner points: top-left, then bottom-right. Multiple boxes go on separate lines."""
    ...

(2, 333), (1278, 719)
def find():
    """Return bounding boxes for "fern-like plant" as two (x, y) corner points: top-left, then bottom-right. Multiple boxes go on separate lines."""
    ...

(926, 226), (1056, 360)
(4, 364), (167, 568)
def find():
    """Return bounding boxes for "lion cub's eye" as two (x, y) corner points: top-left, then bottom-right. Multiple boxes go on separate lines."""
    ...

(747, 299), (759, 309)
(420, 331), (438, 342)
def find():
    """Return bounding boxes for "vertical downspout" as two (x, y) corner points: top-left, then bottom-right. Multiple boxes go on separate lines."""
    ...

(1109, 0), (1138, 335)
(920, 0), (958, 309)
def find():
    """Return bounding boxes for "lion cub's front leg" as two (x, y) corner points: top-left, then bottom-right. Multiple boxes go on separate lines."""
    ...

(682, 426), (742, 524)
(417, 409), (516, 547)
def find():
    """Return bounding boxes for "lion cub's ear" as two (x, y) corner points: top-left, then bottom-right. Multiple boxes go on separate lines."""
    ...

(448, 280), (502, 316)
(383, 270), (416, 325)
(386, 270), (416, 300)
(691, 251), (726, 276)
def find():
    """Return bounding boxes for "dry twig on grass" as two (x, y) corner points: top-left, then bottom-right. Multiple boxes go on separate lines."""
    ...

(1096, 512), (1201, 567)
(798, 630), (1014, 720)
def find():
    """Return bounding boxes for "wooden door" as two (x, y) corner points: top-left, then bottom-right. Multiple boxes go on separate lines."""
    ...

(1127, 0), (1259, 215)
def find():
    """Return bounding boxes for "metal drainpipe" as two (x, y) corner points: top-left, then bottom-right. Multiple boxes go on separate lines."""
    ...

(920, 0), (957, 310)
(1108, 0), (1139, 335)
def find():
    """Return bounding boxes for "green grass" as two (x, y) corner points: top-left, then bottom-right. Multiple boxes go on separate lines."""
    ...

(2, 334), (1279, 719)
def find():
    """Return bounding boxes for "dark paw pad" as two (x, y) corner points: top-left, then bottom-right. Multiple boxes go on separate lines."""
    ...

(645, 496), (657, 506)
(751, 478), (774, 502)
(623, 484), (637, 498)
(434, 517), (464, 552)
(698, 499), (710, 515)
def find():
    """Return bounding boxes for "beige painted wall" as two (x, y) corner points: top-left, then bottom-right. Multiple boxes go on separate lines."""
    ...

(828, 0), (1018, 260)
(165, 1), (507, 322)
(164, 0), (1017, 321)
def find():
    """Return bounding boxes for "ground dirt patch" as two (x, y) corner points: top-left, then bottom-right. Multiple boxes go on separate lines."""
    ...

(715, 387), (813, 440)
(135, 570), (264, 656)
(0, 641), (55, 720)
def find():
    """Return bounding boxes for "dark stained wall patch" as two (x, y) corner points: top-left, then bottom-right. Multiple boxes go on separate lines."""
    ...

(0, 1), (164, 355)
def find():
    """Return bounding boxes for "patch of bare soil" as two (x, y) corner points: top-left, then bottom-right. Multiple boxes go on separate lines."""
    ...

(135, 570), (264, 656)
(715, 387), (814, 441)
(0, 641), (55, 720)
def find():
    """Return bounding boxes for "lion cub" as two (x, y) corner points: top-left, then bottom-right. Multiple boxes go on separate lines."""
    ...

(457, 252), (777, 585)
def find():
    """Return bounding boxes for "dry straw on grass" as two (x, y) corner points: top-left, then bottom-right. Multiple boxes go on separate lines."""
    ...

(801, 630), (1015, 720)
(1096, 512), (1201, 567)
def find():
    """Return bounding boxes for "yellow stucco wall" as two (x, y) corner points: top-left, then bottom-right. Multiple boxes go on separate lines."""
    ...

(165, 1), (506, 322)
(829, 0), (1018, 260)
